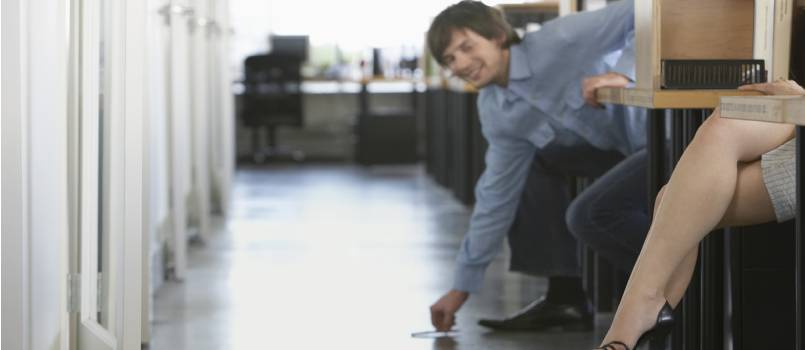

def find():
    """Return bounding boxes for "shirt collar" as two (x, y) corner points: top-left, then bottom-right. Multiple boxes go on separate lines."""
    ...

(489, 85), (509, 107)
(487, 43), (532, 107)
(508, 44), (531, 81)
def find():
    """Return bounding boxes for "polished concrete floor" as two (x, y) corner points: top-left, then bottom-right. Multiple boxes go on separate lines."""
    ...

(150, 164), (611, 349)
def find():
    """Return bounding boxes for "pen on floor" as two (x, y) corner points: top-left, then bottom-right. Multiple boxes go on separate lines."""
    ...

(410, 329), (459, 338)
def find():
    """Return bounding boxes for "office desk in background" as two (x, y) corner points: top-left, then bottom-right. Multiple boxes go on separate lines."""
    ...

(234, 79), (423, 162)
(355, 78), (422, 165)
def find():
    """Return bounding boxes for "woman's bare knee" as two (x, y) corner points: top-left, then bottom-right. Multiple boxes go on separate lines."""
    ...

(694, 110), (794, 161)
(690, 112), (743, 153)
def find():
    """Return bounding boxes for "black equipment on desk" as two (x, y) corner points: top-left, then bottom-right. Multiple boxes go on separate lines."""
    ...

(661, 59), (766, 89)
(240, 53), (304, 162)
(269, 35), (308, 61)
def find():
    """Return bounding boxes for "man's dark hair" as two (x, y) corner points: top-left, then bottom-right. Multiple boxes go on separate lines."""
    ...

(427, 1), (521, 66)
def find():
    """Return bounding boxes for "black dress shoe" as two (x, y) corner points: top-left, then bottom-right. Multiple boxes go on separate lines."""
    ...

(478, 297), (593, 332)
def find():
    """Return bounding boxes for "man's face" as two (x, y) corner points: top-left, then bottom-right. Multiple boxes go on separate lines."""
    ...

(441, 29), (509, 88)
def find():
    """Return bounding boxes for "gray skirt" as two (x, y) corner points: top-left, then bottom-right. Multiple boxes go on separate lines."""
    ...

(761, 138), (797, 222)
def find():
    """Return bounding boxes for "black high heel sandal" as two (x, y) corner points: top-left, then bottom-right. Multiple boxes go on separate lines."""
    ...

(595, 301), (675, 350)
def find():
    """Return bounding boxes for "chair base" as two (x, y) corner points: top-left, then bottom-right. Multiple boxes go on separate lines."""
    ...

(249, 146), (305, 164)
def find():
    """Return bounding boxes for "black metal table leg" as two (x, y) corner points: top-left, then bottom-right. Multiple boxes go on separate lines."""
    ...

(797, 126), (804, 350)
(679, 109), (702, 350)
(648, 109), (666, 209)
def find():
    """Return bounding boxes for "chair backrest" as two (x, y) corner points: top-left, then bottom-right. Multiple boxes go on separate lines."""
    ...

(241, 53), (304, 127)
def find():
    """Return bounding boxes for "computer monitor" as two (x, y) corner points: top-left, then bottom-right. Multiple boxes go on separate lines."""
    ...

(269, 35), (309, 62)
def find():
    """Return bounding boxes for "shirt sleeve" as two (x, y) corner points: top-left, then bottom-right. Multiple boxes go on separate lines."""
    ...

(453, 136), (536, 293)
(611, 29), (636, 81)
(583, 0), (634, 53)
(552, 0), (636, 78)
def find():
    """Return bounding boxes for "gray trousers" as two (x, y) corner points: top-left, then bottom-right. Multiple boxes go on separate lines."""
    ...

(507, 143), (649, 277)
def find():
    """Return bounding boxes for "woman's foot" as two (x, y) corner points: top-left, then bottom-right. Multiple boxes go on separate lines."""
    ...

(594, 292), (669, 350)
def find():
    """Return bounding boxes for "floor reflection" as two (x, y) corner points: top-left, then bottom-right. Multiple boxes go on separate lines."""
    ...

(432, 337), (458, 350)
(149, 164), (608, 349)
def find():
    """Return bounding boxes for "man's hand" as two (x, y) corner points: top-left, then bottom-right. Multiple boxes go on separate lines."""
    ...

(582, 72), (631, 108)
(429, 290), (469, 331)
(739, 79), (805, 96)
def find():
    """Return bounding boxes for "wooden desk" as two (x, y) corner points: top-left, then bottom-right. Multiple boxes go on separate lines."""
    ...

(597, 87), (762, 109)
(720, 95), (805, 124)
(425, 76), (478, 93)
(721, 95), (805, 350)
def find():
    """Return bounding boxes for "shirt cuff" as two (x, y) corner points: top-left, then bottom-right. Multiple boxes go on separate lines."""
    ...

(612, 56), (636, 82)
(452, 263), (487, 293)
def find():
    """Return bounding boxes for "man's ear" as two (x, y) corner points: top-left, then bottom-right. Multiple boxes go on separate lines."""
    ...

(494, 32), (507, 47)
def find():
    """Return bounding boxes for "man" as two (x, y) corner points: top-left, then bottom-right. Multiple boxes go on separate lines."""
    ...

(426, 0), (650, 332)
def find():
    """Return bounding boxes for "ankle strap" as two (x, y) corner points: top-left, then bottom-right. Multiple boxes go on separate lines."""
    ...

(596, 341), (630, 350)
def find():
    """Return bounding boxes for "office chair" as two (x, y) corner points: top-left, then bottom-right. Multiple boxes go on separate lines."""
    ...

(240, 53), (305, 162)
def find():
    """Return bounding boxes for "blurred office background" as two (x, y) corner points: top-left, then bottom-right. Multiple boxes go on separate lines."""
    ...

(1, 0), (615, 349)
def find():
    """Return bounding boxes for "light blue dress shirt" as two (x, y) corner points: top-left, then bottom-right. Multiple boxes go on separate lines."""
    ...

(453, 0), (646, 293)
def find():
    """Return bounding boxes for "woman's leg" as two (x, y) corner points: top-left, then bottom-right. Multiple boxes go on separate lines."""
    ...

(662, 159), (777, 307)
(598, 112), (794, 349)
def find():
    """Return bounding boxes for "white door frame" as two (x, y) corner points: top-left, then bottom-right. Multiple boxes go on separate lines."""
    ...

(166, 0), (195, 280)
(73, 0), (145, 348)
(143, 0), (188, 341)
(190, 0), (212, 242)
(2, 0), (31, 348)
(121, 2), (146, 348)
(66, 0), (82, 347)
(208, 0), (235, 216)
(141, 0), (173, 342)
(217, 0), (235, 216)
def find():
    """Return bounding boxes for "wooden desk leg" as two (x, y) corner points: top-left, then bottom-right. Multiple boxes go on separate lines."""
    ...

(797, 126), (804, 350)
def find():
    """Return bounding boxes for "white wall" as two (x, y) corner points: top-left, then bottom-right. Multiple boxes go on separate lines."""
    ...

(28, 0), (70, 348)
(32, 0), (69, 344)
